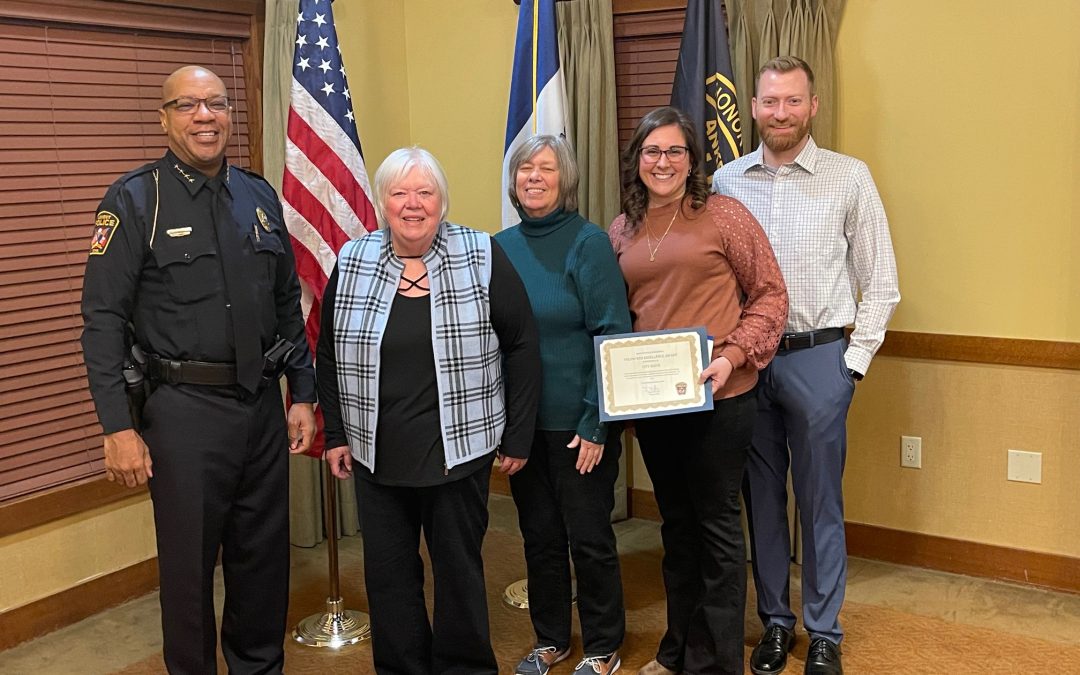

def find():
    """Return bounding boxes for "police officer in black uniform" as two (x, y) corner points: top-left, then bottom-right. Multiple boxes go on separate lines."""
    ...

(80, 65), (317, 674)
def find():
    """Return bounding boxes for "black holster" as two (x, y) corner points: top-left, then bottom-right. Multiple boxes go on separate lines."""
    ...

(261, 337), (296, 388)
(123, 340), (152, 432)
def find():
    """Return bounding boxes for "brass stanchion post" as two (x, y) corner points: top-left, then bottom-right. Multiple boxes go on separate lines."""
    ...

(503, 578), (577, 609)
(293, 460), (370, 648)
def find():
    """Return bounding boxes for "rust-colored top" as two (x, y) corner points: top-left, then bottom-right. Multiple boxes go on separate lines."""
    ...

(609, 194), (788, 399)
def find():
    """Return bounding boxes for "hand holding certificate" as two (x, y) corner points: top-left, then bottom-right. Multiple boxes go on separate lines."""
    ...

(595, 327), (714, 421)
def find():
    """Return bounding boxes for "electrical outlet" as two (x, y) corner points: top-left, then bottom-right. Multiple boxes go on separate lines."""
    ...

(901, 436), (922, 469)
(1007, 450), (1041, 484)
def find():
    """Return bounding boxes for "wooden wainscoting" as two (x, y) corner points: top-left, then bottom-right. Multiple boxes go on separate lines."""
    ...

(845, 522), (1080, 595)
(493, 331), (1080, 594)
(0, 558), (159, 651)
(628, 489), (1080, 595)
(879, 331), (1080, 370)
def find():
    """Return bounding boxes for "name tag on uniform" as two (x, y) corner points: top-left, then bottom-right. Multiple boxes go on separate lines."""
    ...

(166, 227), (193, 238)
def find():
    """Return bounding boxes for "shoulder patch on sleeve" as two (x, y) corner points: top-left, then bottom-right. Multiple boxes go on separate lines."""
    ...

(89, 210), (120, 255)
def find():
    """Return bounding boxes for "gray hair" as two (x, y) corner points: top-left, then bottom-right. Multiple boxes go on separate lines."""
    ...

(506, 135), (579, 213)
(372, 146), (450, 228)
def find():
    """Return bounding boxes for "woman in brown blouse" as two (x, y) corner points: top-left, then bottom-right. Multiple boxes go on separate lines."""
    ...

(609, 106), (788, 675)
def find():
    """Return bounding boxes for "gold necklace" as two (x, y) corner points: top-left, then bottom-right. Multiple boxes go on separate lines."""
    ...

(644, 205), (680, 262)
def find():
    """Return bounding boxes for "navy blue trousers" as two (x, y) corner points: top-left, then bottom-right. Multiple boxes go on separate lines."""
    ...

(744, 338), (856, 644)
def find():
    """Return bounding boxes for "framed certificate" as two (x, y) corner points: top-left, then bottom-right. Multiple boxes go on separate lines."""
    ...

(595, 327), (713, 422)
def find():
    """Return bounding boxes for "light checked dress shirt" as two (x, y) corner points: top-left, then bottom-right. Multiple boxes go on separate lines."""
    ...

(712, 137), (900, 375)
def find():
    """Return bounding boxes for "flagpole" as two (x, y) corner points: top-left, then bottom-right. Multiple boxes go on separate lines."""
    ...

(292, 460), (370, 648)
(287, 0), (376, 646)
(502, 0), (574, 608)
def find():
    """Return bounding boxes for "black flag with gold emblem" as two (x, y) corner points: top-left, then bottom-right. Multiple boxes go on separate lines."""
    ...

(671, 0), (742, 176)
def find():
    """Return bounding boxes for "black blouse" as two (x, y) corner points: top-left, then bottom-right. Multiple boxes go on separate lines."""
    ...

(317, 239), (540, 486)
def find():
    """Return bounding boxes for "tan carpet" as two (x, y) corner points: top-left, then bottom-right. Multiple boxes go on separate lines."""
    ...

(113, 529), (1080, 674)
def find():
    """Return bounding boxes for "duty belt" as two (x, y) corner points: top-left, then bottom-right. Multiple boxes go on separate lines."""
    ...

(147, 355), (238, 386)
(778, 327), (845, 352)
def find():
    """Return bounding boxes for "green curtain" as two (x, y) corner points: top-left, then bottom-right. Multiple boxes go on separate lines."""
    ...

(263, 0), (360, 548)
(725, 0), (844, 151)
(758, 4), (780, 68)
(554, 0), (626, 520)
(261, 0), (293, 197)
(731, 12), (755, 155)
(555, 0), (621, 231)
(807, 0), (837, 152)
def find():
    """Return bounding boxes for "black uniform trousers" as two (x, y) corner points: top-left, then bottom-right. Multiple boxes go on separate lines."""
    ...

(354, 465), (498, 675)
(142, 382), (290, 675)
(509, 429), (625, 657)
(635, 389), (757, 675)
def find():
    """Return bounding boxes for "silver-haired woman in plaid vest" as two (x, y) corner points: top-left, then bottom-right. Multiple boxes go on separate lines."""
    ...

(316, 147), (542, 675)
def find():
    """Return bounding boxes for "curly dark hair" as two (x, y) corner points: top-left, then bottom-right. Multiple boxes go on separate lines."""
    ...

(619, 106), (710, 236)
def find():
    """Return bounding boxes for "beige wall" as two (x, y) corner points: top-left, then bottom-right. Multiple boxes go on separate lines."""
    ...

(847, 358), (1080, 557)
(0, 496), (155, 612)
(343, 0), (519, 232)
(633, 0), (1080, 558)
(836, 0), (1080, 340)
(335, 0), (412, 181)
(6, 0), (1078, 615)
(836, 0), (1080, 555)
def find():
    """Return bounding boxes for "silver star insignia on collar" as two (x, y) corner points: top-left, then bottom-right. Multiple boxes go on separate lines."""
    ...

(173, 163), (195, 183)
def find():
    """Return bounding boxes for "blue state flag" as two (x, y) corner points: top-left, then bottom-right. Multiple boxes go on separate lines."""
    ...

(501, 0), (569, 229)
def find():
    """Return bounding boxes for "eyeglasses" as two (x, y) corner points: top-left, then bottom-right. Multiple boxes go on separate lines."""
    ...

(640, 145), (689, 163)
(162, 96), (230, 115)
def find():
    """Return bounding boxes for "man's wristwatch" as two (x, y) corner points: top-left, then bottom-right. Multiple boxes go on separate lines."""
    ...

(848, 369), (864, 381)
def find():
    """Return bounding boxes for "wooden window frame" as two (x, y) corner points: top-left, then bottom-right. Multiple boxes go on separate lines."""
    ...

(612, 0), (688, 149)
(613, 0), (686, 13)
(0, 0), (265, 535)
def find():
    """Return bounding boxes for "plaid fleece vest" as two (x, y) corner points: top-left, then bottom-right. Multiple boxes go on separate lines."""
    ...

(333, 223), (505, 472)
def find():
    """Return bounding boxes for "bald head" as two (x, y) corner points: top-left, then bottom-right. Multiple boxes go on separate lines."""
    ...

(158, 65), (232, 176)
(162, 66), (225, 105)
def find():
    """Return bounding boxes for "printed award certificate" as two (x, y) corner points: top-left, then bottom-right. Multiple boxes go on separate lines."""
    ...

(595, 327), (713, 421)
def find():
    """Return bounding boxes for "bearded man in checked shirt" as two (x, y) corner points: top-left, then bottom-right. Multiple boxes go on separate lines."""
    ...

(712, 56), (900, 675)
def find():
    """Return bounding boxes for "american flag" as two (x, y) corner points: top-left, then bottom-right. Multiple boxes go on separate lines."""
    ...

(283, 0), (377, 458)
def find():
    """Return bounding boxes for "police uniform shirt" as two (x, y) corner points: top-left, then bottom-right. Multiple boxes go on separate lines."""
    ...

(81, 150), (316, 434)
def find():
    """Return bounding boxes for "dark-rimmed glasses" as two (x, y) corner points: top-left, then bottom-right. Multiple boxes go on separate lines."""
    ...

(162, 96), (230, 115)
(640, 145), (689, 163)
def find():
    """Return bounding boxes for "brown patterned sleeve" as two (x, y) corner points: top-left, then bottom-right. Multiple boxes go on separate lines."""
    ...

(709, 196), (788, 371)
(607, 213), (627, 254)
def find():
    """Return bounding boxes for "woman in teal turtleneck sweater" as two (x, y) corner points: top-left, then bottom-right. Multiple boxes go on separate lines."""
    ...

(494, 135), (632, 675)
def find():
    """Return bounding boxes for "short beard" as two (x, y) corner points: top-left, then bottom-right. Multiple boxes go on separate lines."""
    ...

(758, 119), (810, 153)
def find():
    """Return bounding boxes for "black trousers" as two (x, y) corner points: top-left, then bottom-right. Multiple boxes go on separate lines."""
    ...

(510, 429), (625, 656)
(142, 383), (290, 675)
(635, 390), (757, 675)
(354, 465), (498, 675)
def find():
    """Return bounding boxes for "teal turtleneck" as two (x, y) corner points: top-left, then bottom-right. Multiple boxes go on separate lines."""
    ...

(494, 207), (631, 443)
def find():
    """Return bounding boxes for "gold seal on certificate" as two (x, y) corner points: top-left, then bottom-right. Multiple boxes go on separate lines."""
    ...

(594, 327), (714, 421)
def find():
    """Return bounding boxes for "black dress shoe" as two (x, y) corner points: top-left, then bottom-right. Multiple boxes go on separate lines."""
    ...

(804, 637), (842, 675)
(750, 624), (795, 674)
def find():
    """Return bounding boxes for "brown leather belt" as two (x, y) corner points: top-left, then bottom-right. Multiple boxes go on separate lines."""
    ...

(778, 327), (845, 352)
(147, 356), (238, 386)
